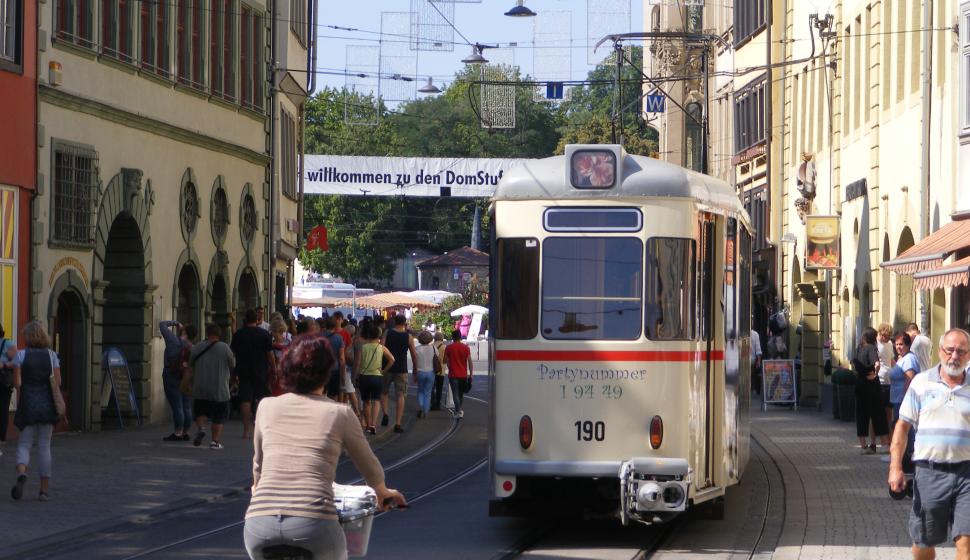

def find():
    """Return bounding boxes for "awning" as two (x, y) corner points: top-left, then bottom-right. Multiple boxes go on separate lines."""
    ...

(332, 292), (439, 311)
(913, 256), (970, 290)
(880, 220), (970, 274)
(290, 296), (344, 308)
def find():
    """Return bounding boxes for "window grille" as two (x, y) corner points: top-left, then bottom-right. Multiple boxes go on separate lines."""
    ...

(241, 193), (256, 244)
(182, 181), (198, 234)
(212, 186), (228, 243)
(52, 144), (98, 247)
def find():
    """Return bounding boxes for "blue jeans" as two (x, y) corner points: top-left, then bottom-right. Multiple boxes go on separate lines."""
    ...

(449, 377), (468, 414)
(162, 372), (193, 433)
(244, 514), (346, 560)
(416, 371), (434, 413)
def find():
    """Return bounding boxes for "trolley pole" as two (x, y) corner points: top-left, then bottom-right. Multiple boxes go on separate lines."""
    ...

(701, 43), (710, 175)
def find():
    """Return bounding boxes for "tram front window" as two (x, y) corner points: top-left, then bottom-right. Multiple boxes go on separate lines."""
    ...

(541, 237), (642, 340)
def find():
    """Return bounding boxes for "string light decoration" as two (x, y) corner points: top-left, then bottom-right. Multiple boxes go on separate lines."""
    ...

(410, 0), (455, 52)
(380, 12), (418, 103)
(344, 45), (381, 125)
(480, 48), (517, 129)
(588, 0), (631, 65)
(532, 10), (572, 103)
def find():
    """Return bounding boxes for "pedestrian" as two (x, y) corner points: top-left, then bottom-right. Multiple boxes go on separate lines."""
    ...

(243, 334), (406, 560)
(0, 323), (16, 457)
(444, 330), (473, 419)
(430, 332), (447, 411)
(888, 328), (970, 559)
(358, 324), (394, 435)
(380, 315), (416, 434)
(876, 323), (895, 431)
(751, 328), (763, 395)
(190, 322), (236, 450)
(906, 322), (933, 372)
(342, 323), (362, 419)
(765, 326), (788, 359)
(413, 331), (437, 419)
(322, 317), (346, 400)
(9, 321), (61, 501)
(269, 319), (290, 396)
(231, 309), (276, 439)
(888, 332), (921, 424)
(256, 306), (270, 331)
(853, 327), (890, 454)
(159, 320), (196, 442)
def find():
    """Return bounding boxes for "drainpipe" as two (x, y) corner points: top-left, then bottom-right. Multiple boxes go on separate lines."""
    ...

(918, 0), (934, 333)
(267, 0), (278, 313)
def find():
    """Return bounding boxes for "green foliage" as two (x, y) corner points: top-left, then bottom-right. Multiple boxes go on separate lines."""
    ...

(411, 279), (489, 334)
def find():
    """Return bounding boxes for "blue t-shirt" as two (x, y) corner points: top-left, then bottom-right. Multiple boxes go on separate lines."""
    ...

(889, 353), (921, 404)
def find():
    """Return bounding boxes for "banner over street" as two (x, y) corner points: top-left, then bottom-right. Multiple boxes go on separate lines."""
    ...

(303, 155), (533, 197)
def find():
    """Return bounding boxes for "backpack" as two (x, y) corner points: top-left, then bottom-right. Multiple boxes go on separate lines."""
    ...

(167, 343), (191, 380)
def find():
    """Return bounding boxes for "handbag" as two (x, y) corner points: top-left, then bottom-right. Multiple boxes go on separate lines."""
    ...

(48, 350), (66, 417)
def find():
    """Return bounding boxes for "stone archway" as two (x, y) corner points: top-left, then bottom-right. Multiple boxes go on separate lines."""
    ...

(895, 227), (916, 329)
(92, 169), (154, 424)
(173, 249), (203, 332)
(48, 270), (90, 430)
(235, 265), (260, 317)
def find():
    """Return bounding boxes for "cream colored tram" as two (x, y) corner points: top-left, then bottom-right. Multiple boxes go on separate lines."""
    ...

(488, 145), (753, 525)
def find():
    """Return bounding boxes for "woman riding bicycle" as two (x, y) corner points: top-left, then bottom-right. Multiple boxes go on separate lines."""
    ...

(244, 334), (407, 560)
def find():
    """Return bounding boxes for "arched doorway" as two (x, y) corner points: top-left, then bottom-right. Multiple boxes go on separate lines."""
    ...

(102, 214), (147, 403)
(211, 275), (229, 340)
(895, 228), (916, 329)
(236, 267), (259, 318)
(175, 263), (202, 330)
(53, 289), (87, 429)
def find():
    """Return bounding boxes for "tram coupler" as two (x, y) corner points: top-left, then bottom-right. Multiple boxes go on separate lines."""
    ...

(618, 458), (690, 526)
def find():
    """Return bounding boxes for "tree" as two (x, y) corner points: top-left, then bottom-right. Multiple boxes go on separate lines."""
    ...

(304, 87), (403, 156)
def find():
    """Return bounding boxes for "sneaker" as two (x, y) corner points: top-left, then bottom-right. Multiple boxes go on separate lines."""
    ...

(193, 431), (206, 447)
(209, 441), (224, 450)
(393, 425), (404, 434)
(366, 426), (377, 435)
(179, 433), (191, 442)
(11, 474), (26, 501)
(458, 410), (464, 418)
(163, 433), (182, 442)
(381, 414), (389, 427)
(38, 491), (49, 502)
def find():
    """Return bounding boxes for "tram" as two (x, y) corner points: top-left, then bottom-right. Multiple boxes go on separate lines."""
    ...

(488, 145), (753, 526)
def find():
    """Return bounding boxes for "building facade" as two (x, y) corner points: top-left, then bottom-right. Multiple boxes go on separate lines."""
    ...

(34, 0), (308, 430)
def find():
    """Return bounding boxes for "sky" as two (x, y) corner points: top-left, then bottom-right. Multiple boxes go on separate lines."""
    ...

(315, 0), (646, 101)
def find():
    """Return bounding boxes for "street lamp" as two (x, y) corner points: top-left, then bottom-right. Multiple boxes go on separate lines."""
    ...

(461, 44), (489, 65)
(504, 0), (536, 17)
(418, 76), (442, 94)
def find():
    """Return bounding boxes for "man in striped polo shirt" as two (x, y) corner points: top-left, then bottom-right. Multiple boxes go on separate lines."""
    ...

(889, 328), (970, 559)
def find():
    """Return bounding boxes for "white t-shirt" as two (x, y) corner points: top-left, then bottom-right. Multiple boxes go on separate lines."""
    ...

(414, 344), (436, 373)
(910, 334), (933, 371)
(750, 330), (763, 365)
(876, 339), (894, 385)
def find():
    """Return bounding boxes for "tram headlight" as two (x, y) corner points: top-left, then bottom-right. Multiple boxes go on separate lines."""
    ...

(649, 415), (663, 449)
(519, 415), (534, 450)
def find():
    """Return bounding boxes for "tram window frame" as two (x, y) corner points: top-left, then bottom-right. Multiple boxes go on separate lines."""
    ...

(724, 218), (738, 341)
(569, 150), (617, 189)
(540, 237), (643, 341)
(645, 237), (697, 341)
(738, 226), (752, 336)
(543, 208), (642, 233)
(495, 238), (540, 340)
(698, 216), (716, 342)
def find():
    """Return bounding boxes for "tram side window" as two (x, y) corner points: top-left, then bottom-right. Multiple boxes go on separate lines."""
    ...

(724, 218), (738, 340)
(645, 238), (696, 340)
(541, 237), (643, 340)
(495, 238), (539, 340)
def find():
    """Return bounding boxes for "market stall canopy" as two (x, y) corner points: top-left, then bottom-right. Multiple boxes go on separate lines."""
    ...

(913, 256), (970, 290)
(880, 219), (970, 274)
(450, 304), (489, 317)
(334, 292), (440, 310)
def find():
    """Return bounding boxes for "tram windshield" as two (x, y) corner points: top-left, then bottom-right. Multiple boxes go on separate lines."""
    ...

(541, 237), (643, 340)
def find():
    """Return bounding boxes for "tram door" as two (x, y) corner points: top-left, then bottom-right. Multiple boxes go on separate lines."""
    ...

(698, 213), (717, 487)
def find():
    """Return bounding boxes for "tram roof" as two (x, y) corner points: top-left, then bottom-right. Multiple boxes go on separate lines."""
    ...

(494, 147), (745, 219)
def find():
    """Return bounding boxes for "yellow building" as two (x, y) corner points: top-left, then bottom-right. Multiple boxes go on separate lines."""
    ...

(35, 0), (309, 429)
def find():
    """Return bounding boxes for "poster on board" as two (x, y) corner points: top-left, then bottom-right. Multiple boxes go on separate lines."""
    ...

(806, 215), (840, 269)
(762, 359), (798, 410)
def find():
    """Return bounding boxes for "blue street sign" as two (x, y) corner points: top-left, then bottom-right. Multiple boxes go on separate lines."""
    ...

(646, 94), (666, 113)
(546, 82), (564, 99)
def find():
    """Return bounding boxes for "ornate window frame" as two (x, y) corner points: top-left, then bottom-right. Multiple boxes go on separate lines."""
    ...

(210, 175), (230, 248)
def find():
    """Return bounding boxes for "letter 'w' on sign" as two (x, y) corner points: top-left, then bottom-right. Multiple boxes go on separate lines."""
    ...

(646, 93), (666, 113)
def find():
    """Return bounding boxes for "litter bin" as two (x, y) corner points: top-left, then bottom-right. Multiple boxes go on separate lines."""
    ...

(831, 369), (855, 422)
(334, 483), (378, 557)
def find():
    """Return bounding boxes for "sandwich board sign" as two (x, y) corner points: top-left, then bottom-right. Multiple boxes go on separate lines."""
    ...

(101, 347), (142, 428)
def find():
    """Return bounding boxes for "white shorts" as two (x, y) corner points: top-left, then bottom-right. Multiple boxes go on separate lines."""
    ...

(341, 368), (355, 394)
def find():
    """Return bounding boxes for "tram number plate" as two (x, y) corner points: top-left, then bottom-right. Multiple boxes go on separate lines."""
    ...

(574, 420), (606, 442)
(560, 384), (623, 400)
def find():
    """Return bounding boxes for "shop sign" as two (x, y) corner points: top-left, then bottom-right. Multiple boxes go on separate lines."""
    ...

(805, 215), (840, 269)
(845, 178), (867, 201)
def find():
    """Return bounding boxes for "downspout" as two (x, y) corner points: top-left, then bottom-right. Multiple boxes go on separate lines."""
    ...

(918, 0), (934, 332)
(268, 0), (278, 312)
(768, 2), (779, 307)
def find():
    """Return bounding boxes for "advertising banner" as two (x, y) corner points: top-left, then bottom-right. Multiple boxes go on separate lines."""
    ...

(806, 215), (840, 269)
(762, 359), (798, 410)
(303, 155), (533, 197)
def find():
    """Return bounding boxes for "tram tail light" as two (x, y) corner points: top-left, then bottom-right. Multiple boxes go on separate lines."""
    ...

(519, 415), (533, 450)
(649, 415), (663, 449)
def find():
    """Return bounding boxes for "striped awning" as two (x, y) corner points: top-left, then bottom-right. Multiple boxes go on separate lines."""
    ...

(332, 292), (439, 311)
(913, 256), (970, 291)
(290, 296), (345, 308)
(880, 220), (970, 274)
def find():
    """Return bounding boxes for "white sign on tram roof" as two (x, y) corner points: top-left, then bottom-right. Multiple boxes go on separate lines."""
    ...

(303, 155), (534, 197)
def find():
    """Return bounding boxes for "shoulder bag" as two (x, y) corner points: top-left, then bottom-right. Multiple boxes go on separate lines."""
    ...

(180, 341), (217, 396)
(49, 350), (66, 417)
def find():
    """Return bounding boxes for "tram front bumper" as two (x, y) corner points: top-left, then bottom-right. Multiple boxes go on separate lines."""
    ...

(619, 457), (690, 525)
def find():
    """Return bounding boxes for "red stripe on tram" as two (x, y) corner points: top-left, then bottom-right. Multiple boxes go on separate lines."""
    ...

(495, 350), (725, 362)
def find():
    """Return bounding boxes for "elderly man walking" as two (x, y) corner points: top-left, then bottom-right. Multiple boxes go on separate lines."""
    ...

(888, 328), (970, 559)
